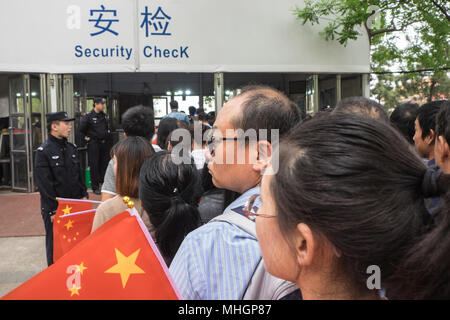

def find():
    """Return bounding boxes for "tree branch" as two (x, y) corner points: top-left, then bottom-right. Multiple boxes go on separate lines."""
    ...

(372, 67), (450, 74)
(369, 28), (402, 38)
(430, 0), (450, 22)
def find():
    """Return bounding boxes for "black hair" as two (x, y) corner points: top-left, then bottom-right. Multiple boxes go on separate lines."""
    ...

(417, 100), (447, 140)
(121, 105), (155, 140)
(334, 96), (389, 122)
(207, 111), (215, 127)
(188, 122), (210, 148)
(199, 162), (240, 211)
(197, 112), (209, 122)
(272, 112), (450, 299)
(200, 162), (215, 193)
(231, 84), (302, 142)
(47, 120), (59, 134)
(390, 102), (419, 144)
(188, 106), (196, 116)
(436, 101), (450, 144)
(169, 100), (178, 109)
(157, 117), (179, 150)
(139, 151), (202, 265)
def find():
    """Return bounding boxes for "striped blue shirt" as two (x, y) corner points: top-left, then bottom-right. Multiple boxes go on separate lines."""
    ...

(169, 187), (261, 300)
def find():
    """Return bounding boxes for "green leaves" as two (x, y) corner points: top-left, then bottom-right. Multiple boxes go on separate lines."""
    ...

(293, 0), (450, 72)
(293, 0), (449, 104)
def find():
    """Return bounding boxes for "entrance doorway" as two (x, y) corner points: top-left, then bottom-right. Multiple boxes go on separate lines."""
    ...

(8, 74), (44, 192)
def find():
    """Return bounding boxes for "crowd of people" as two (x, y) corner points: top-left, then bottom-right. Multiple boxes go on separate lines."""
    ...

(36, 84), (450, 300)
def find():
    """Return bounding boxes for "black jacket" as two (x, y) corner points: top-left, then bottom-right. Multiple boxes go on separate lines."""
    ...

(34, 134), (88, 215)
(79, 109), (109, 140)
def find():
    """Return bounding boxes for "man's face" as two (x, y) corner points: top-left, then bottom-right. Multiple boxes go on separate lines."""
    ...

(52, 121), (72, 139)
(94, 102), (105, 112)
(413, 118), (433, 159)
(206, 96), (260, 193)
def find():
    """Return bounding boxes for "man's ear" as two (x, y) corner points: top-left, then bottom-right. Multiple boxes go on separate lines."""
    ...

(295, 223), (315, 267)
(440, 136), (450, 157)
(253, 140), (272, 173)
(123, 132), (128, 138)
(425, 129), (436, 145)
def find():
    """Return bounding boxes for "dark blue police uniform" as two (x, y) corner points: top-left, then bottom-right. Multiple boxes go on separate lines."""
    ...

(34, 112), (88, 266)
(78, 98), (111, 193)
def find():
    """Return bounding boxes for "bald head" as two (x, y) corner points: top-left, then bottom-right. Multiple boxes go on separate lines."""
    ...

(226, 85), (301, 142)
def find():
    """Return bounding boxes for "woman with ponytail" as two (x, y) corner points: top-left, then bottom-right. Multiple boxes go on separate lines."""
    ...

(254, 112), (450, 299)
(139, 151), (202, 266)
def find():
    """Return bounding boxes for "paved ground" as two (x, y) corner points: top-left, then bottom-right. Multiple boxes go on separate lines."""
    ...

(0, 189), (101, 298)
(0, 236), (46, 297)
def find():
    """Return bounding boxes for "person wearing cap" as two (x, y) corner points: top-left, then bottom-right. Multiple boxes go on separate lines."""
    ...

(79, 97), (111, 195)
(34, 111), (88, 266)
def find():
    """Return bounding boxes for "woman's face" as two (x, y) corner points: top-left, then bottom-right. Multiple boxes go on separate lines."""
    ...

(255, 174), (301, 283)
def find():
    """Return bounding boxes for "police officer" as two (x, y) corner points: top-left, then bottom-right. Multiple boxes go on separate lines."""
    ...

(79, 97), (110, 195)
(34, 111), (88, 266)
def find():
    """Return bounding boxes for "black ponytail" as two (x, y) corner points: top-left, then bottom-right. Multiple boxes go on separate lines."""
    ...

(389, 173), (450, 299)
(139, 151), (202, 265)
(155, 197), (201, 261)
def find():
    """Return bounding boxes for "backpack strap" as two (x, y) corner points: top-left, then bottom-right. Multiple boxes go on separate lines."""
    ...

(210, 210), (299, 300)
(210, 209), (257, 237)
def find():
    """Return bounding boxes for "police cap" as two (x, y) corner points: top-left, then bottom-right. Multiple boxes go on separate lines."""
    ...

(46, 111), (75, 123)
(93, 97), (106, 104)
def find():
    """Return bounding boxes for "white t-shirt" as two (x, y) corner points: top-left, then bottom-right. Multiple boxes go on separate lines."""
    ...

(191, 149), (206, 170)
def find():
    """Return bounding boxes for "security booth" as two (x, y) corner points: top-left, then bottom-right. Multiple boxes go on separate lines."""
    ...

(0, 0), (370, 192)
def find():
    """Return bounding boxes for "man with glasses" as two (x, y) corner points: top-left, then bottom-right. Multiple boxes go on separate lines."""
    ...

(169, 85), (301, 299)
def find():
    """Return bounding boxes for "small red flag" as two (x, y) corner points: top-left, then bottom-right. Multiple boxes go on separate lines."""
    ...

(2, 209), (181, 300)
(53, 199), (95, 262)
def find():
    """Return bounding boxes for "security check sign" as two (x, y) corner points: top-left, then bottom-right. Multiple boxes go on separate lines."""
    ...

(0, 0), (370, 73)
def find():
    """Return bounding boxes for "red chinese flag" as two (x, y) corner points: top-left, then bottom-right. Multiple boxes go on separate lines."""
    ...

(53, 199), (95, 262)
(2, 210), (181, 300)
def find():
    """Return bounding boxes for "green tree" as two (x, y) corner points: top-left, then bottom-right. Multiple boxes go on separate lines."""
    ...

(294, 0), (449, 72)
(294, 0), (449, 105)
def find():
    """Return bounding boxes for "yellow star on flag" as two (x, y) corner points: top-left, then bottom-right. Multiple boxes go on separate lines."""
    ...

(62, 205), (72, 215)
(76, 262), (88, 275)
(68, 284), (80, 297)
(104, 248), (145, 288)
(64, 220), (74, 231)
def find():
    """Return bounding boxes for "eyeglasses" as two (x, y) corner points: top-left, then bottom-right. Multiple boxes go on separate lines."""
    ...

(205, 132), (250, 155)
(243, 194), (277, 221)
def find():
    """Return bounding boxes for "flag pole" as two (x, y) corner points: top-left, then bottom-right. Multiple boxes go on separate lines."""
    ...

(59, 209), (97, 218)
(56, 197), (102, 204)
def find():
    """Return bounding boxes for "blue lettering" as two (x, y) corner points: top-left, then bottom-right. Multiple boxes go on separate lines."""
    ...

(163, 49), (170, 58)
(141, 45), (189, 59)
(85, 48), (91, 57)
(143, 46), (152, 57)
(180, 46), (189, 58)
(154, 46), (161, 58)
(93, 48), (100, 57)
(75, 45), (83, 57)
(125, 48), (132, 60)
